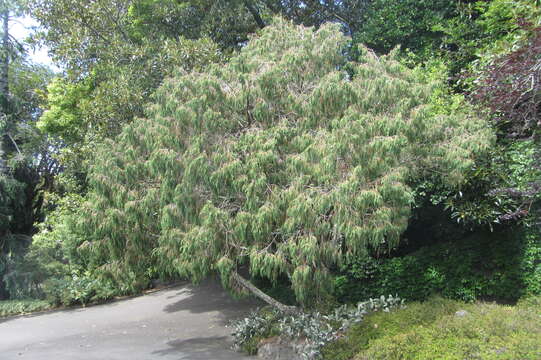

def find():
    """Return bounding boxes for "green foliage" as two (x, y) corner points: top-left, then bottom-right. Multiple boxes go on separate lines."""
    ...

(463, 0), (539, 61)
(354, 0), (458, 62)
(0, 58), (56, 299)
(42, 273), (121, 307)
(127, 0), (265, 49)
(261, 0), (370, 35)
(232, 306), (283, 355)
(233, 296), (405, 359)
(335, 228), (541, 304)
(32, 0), (224, 186)
(0, 173), (27, 249)
(413, 140), (540, 228)
(351, 0), (540, 78)
(2, 193), (80, 299)
(37, 77), (92, 142)
(3, 192), (130, 306)
(37, 37), (222, 144)
(436, 0), (541, 82)
(128, 0), (371, 44)
(458, 141), (539, 226)
(406, 1), (541, 263)
(409, 49), (540, 229)
(0, 299), (51, 317)
(75, 19), (492, 305)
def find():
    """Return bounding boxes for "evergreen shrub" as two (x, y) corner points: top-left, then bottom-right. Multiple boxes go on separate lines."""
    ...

(75, 18), (492, 304)
(0, 299), (51, 317)
(334, 228), (541, 304)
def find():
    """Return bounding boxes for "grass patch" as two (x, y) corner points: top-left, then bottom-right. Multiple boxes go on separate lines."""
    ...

(322, 297), (462, 360)
(322, 296), (541, 360)
(0, 299), (52, 317)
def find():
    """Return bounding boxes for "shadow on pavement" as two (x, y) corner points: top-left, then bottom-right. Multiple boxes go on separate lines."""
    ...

(163, 281), (260, 324)
(151, 336), (247, 359)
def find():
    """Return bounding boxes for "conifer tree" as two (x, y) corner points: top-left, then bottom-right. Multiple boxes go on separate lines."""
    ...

(77, 19), (493, 308)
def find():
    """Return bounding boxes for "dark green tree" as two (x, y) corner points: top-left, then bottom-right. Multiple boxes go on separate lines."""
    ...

(262, 0), (370, 35)
(354, 0), (460, 62)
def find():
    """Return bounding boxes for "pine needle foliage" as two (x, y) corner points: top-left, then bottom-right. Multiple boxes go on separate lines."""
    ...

(77, 19), (493, 304)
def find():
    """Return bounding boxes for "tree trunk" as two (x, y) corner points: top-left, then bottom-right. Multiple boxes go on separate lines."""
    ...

(244, 1), (266, 29)
(0, 279), (8, 300)
(232, 271), (298, 313)
(0, 7), (8, 103)
(0, 6), (9, 172)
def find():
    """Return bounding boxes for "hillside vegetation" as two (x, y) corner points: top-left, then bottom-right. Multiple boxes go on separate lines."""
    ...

(0, 2), (539, 359)
(323, 296), (541, 360)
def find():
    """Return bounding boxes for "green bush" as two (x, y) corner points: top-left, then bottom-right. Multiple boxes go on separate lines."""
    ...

(232, 306), (283, 355)
(2, 193), (83, 300)
(3, 231), (70, 300)
(354, 0), (458, 62)
(334, 228), (541, 304)
(232, 296), (405, 359)
(42, 276), (91, 306)
(4, 192), (126, 307)
(42, 273), (122, 307)
(0, 299), (51, 317)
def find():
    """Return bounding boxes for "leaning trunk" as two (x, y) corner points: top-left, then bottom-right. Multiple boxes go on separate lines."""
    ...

(0, 7), (9, 172)
(232, 271), (298, 313)
(244, 1), (266, 29)
(0, 7), (8, 104)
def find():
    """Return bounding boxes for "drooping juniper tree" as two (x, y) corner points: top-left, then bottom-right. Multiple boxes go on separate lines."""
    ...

(77, 19), (493, 309)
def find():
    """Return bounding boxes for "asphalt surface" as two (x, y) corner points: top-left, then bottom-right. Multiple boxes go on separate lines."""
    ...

(0, 280), (260, 359)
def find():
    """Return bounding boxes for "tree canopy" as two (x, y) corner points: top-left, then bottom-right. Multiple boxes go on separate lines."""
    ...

(75, 19), (493, 305)
(0, 0), (56, 299)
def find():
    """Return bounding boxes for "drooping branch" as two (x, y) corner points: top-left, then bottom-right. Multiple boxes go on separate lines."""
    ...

(232, 271), (298, 313)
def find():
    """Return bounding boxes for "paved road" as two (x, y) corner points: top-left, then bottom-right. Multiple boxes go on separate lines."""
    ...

(0, 280), (260, 359)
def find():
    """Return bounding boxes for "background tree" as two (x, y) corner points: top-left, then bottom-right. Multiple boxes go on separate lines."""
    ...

(31, 0), (224, 184)
(471, 21), (541, 227)
(0, 0), (56, 299)
(353, 0), (460, 62)
(419, 0), (541, 229)
(1, 0), (25, 158)
(30, 0), (373, 149)
(262, 0), (370, 35)
(74, 20), (492, 308)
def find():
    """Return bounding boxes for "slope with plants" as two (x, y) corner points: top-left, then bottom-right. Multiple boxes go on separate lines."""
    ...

(0, 9), (538, 360)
